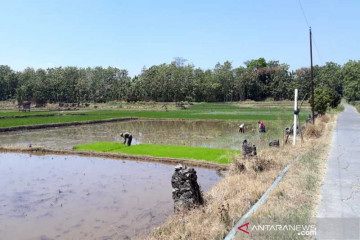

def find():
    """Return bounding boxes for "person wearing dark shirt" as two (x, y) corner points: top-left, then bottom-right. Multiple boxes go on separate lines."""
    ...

(120, 132), (133, 146)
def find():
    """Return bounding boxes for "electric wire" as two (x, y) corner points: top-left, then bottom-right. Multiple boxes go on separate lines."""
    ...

(297, 0), (323, 65)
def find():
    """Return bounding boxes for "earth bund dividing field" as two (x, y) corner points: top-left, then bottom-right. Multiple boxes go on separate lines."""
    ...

(0, 102), (308, 239)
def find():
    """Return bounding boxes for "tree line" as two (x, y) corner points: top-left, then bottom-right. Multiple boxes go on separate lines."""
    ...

(0, 58), (359, 106)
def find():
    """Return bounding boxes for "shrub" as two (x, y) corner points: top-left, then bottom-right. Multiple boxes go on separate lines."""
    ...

(229, 155), (276, 175)
(309, 88), (341, 115)
(328, 89), (341, 108)
(175, 101), (186, 109)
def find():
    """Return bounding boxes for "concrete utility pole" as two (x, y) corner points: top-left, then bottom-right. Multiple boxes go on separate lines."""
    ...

(293, 89), (298, 146)
(310, 27), (315, 124)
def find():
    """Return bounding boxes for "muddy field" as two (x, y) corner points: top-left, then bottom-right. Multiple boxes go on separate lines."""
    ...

(0, 153), (221, 240)
(0, 108), (294, 240)
(0, 119), (286, 151)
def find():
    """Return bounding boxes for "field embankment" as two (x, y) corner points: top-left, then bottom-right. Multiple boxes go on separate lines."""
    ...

(0, 102), (310, 129)
(0, 117), (137, 132)
(139, 114), (337, 240)
(0, 145), (229, 170)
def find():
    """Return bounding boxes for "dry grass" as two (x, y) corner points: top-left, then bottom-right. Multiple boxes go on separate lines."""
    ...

(240, 114), (337, 240)
(229, 148), (289, 175)
(319, 115), (330, 123)
(349, 101), (360, 114)
(139, 114), (337, 240)
(234, 100), (311, 110)
(304, 122), (325, 138)
(139, 170), (280, 240)
(0, 100), (182, 111)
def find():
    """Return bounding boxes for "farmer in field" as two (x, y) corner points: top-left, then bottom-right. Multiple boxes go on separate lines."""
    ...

(238, 123), (245, 133)
(120, 132), (133, 146)
(257, 120), (266, 133)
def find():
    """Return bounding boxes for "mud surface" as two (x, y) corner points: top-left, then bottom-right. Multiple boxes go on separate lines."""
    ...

(0, 119), (280, 150)
(0, 153), (222, 240)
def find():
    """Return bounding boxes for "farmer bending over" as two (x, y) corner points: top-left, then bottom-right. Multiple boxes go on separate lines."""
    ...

(239, 123), (245, 133)
(120, 132), (133, 146)
(257, 120), (266, 133)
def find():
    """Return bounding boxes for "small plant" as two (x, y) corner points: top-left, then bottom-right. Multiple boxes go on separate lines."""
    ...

(277, 191), (285, 199)
(218, 202), (230, 227)
(162, 104), (168, 111)
(176, 101), (187, 109)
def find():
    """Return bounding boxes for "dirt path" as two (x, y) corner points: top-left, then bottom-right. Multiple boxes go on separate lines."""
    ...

(317, 104), (360, 238)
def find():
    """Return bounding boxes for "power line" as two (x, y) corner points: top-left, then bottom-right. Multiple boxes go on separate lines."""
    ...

(312, 34), (323, 65)
(297, 0), (323, 65)
(298, 0), (310, 28)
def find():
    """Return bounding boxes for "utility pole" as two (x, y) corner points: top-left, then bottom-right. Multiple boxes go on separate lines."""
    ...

(293, 89), (298, 146)
(310, 27), (315, 124)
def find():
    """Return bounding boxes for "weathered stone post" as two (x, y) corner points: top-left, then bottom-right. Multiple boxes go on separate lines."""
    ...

(242, 139), (257, 157)
(269, 139), (280, 147)
(171, 164), (204, 212)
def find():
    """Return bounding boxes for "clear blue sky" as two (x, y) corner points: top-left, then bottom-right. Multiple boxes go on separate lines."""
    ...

(1, 0), (359, 76)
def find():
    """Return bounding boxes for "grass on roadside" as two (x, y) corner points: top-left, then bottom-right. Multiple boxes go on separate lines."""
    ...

(139, 114), (336, 240)
(73, 142), (238, 164)
(233, 114), (337, 240)
(349, 101), (360, 113)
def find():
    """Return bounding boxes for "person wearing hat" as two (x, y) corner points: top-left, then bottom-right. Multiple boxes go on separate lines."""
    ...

(257, 120), (266, 133)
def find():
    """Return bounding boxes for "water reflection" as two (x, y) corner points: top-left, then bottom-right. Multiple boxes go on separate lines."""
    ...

(0, 153), (222, 240)
(0, 120), (282, 150)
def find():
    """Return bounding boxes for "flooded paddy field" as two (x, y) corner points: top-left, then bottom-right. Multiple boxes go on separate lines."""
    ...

(0, 117), (291, 239)
(0, 153), (222, 240)
(0, 119), (288, 151)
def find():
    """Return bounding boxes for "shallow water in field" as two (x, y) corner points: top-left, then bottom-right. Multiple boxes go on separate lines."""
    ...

(0, 119), (286, 150)
(0, 153), (222, 240)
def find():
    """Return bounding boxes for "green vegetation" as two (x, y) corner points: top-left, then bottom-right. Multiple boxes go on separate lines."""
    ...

(1, 59), (359, 106)
(329, 104), (344, 113)
(0, 111), (85, 117)
(349, 101), (360, 113)
(309, 88), (341, 114)
(0, 111), (57, 117)
(0, 102), (310, 128)
(73, 142), (238, 164)
(343, 61), (360, 102)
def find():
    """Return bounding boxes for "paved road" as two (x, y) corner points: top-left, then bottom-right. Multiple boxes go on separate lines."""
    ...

(317, 104), (360, 239)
